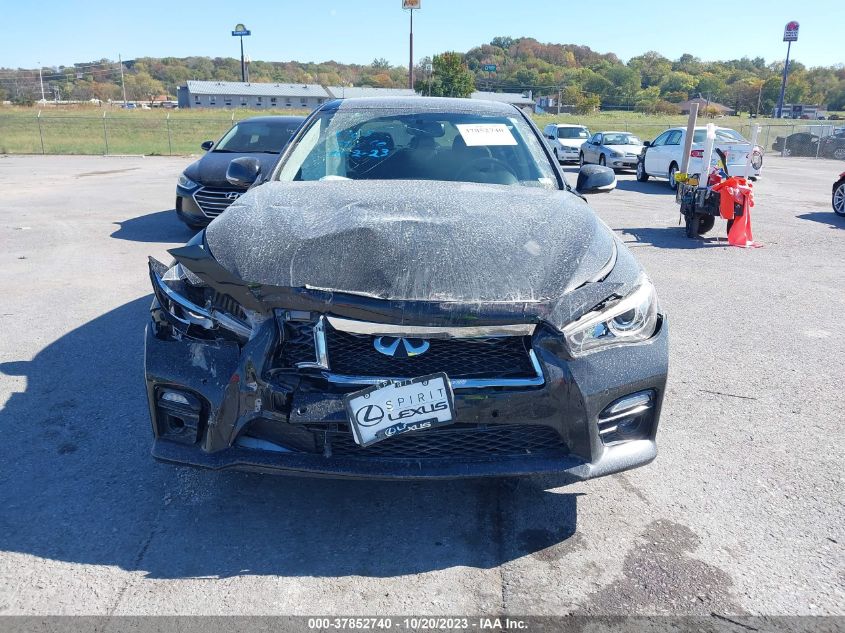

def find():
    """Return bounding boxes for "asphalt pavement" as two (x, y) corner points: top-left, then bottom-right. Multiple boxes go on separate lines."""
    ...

(0, 153), (842, 616)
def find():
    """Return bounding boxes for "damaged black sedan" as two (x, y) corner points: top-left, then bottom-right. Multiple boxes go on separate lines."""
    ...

(145, 97), (668, 480)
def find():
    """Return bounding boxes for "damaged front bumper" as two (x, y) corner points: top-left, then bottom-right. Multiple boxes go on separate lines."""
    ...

(144, 242), (668, 480)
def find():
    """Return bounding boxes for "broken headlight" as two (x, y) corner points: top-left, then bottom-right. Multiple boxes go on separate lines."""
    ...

(149, 258), (252, 340)
(562, 275), (659, 356)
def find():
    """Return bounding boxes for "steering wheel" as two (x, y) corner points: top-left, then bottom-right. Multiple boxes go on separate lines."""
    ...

(456, 156), (518, 183)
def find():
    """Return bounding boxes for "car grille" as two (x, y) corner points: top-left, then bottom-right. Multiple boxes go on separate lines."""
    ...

(324, 325), (537, 380)
(193, 187), (243, 218)
(325, 424), (564, 459)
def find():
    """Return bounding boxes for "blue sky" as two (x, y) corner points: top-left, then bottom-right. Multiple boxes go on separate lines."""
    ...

(5, 0), (842, 70)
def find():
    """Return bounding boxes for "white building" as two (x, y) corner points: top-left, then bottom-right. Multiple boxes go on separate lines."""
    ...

(177, 81), (331, 109)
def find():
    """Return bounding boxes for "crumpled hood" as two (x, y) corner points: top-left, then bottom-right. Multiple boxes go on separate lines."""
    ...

(184, 151), (280, 189)
(204, 180), (616, 303)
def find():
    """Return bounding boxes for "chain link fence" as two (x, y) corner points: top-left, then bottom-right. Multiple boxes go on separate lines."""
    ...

(1, 112), (843, 161)
(0, 112), (261, 156)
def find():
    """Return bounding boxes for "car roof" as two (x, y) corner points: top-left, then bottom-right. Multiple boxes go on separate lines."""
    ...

(239, 115), (307, 124)
(551, 123), (588, 128)
(328, 96), (518, 116)
(598, 130), (634, 135)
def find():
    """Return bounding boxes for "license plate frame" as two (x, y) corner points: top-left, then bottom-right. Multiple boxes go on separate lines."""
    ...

(343, 373), (456, 447)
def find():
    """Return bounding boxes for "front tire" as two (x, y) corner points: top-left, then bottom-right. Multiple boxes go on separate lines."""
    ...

(833, 147), (845, 161)
(834, 181), (845, 216)
(599, 154), (606, 166)
(579, 152), (586, 166)
(636, 161), (649, 182)
(668, 162), (679, 191)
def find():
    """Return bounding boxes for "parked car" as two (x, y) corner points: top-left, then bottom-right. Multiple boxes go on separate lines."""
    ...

(772, 132), (820, 156)
(580, 131), (644, 171)
(175, 115), (306, 229)
(820, 129), (845, 160)
(543, 123), (591, 163)
(146, 97), (667, 480)
(637, 126), (763, 189)
(834, 172), (845, 216)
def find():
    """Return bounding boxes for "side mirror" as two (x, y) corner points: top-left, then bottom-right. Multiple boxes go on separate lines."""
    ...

(226, 157), (261, 188)
(201, 140), (214, 151)
(576, 165), (616, 194)
(643, 140), (652, 147)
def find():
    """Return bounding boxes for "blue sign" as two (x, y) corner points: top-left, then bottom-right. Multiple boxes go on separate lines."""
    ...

(232, 28), (251, 36)
(483, 64), (497, 72)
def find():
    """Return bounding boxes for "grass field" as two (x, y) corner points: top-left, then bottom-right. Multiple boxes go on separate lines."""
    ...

(0, 104), (838, 156)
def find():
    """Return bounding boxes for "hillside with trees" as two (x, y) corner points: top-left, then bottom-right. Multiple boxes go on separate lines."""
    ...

(2, 37), (843, 114)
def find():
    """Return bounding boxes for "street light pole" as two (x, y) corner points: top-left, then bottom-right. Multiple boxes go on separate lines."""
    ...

(402, 1), (420, 90)
(118, 54), (127, 105)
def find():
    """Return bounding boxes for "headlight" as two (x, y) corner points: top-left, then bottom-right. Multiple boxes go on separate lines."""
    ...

(149, 258), (252, 340)
(562, 275), (659, 356)
(609, 150), (623, 158)
(178, 173), (198, 189)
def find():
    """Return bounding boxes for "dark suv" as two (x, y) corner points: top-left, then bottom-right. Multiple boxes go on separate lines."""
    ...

(175, 115), (305, 229)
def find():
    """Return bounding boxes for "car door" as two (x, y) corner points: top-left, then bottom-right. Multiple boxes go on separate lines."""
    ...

(645, 131), (671, 175)
(583, 133), (597, 162)
(591, 133), (603, 162)
(661, 130), (683, 175)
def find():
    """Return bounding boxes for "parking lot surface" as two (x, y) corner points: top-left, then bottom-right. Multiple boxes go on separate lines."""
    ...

(0, 154), (843, 615)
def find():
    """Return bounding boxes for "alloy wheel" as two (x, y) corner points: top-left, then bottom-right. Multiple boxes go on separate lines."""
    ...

(834, 183), (845, 216)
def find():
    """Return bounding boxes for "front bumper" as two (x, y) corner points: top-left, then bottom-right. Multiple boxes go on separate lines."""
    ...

(557, 148), (581, 162)
(175, 184), (209, 228)
(608, 156), (639, 169)
(144, 307), (669, 480)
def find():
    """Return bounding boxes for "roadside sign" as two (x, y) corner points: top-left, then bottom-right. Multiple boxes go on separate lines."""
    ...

(232, 23), (251, 36)
(402, 0), (421, 8)
(483, 64), (497, 72)
(783, 21), (799, 42)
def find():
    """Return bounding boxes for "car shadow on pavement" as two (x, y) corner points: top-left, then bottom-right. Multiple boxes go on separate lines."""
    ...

(796, 211), (845, 228)
(614, 180), (673, 195)
(110, 209), (198, 243)
(0, 297), (579, 581)
(618, 227), (730, 249)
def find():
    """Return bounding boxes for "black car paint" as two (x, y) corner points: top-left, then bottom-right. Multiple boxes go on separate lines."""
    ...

(147, 97), (667, 479)
(175, 115), (305, 229)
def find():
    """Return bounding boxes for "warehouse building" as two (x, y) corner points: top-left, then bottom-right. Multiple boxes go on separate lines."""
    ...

(177, 81), (331, 109)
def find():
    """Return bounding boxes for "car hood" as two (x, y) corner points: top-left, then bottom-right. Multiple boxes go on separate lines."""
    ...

(605, 144), (643, 154)
(559, 139), (588, 149)
(183, 151), (281, 188)
(203, 180), (616, 304)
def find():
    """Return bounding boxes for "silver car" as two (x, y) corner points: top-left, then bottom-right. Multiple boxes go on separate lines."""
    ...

(580, 131), (644, 171)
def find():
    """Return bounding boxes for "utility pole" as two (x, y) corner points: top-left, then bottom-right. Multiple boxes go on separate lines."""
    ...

(118, 54), (127, 105)
(403, 1), (420, 89)
(37, 61), (45, 102)
(777, 21), (799, 118)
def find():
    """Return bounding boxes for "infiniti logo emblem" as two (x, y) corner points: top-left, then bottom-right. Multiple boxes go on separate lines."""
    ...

(373, 336), (430, 358)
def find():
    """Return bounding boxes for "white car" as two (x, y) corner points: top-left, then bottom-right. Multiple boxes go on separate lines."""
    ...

(580, 131), (644, 171)
(543, 123), (591, 163)
(637, 126), (764, 189)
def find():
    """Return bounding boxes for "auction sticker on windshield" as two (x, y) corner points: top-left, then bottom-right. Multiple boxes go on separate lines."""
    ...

(456, 123), (518, 146)
(344, 373), (455, 447)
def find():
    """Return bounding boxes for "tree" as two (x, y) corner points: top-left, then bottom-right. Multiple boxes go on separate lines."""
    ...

(422, 52), (474, 98)
(371, 58), (391, 70)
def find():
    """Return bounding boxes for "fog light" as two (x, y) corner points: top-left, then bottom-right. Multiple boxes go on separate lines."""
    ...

(161, 390), (190, 405)
(598, 390), (655, 444)
(155, 387), (203, 445)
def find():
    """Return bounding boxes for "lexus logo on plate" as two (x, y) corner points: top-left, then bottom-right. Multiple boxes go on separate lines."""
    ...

(225, 192), (241, 200)
(373, 336), (430, 358)
(355, 404), (385, 426)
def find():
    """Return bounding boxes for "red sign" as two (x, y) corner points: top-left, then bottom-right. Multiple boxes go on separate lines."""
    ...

(783, 21), (799, 42)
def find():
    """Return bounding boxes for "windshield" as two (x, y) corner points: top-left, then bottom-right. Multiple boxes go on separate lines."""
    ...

(603, 133), (642, 145)
(692, 128), (748, 144)
(214, 120), (300, 153)
(277, 108), (559, 188)
(557, 127), (589, 139)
